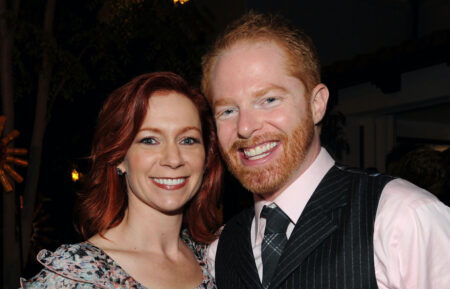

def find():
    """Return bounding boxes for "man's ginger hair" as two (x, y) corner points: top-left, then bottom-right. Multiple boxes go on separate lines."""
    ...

(201, 11), (321, 102)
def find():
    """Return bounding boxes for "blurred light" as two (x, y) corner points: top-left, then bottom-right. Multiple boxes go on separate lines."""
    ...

(72, 169), (80, 182)
(174, 0), (190, 4)
(431, 145), (450, 152)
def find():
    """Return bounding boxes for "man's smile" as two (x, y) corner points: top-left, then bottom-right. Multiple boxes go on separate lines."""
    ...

(241, 141), (279, 160)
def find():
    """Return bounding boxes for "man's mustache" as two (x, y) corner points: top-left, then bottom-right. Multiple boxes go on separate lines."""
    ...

(230, 133), (282, 152)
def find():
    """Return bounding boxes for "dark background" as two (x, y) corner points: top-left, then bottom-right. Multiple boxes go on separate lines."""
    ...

(1, 0), (449, 287)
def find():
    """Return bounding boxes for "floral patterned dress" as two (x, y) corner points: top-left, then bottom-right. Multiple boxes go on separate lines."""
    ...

(20, 230), (216, 289)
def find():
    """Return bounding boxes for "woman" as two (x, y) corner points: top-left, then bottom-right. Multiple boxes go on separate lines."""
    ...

(21, 72), (223, 288)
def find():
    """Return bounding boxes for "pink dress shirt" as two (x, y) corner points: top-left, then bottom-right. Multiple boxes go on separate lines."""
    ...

(207, 148), (450, 289)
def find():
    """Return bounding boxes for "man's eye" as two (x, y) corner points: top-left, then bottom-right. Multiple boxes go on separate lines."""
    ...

(265, 97), (276, 103)
(181, 137), (200, 145)
(262, 96), (279, 105)
(140, 137), (157, 145)
(258, 96), (280, 108)
(216, 107), (237, 119)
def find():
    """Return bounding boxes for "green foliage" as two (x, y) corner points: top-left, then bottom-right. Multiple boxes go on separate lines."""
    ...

(91, 0), (213, 85)
(13, 0), (213, 113)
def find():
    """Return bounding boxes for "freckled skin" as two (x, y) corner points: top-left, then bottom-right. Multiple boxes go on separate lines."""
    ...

(211, 41), (328, 200)
(118, 92), (206, 215)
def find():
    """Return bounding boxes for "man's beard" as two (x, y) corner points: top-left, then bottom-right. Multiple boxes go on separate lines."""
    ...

(221, 113), (315, 196)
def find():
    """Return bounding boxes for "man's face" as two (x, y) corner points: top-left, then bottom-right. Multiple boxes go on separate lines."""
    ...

(210, 41), (321, 200)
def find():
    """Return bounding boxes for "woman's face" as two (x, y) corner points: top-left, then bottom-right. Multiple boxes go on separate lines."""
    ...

(118, 91), (205, 215)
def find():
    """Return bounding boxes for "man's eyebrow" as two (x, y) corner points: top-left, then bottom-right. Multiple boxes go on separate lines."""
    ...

(254, 84), (287, 97)
(213, 98), (235, 108)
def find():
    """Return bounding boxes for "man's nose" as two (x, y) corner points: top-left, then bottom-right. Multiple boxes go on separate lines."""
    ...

(237, 109), (262, 139)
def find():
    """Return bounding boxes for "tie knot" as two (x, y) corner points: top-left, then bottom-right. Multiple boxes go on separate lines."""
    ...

(261, 205), (290, 234)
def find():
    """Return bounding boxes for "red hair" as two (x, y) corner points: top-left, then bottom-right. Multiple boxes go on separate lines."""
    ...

(77, 72), (223, 243)
(202, 11), (320, 101)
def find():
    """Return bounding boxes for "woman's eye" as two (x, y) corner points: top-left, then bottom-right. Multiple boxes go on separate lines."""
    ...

(140, 137), (157, 145)
(181, 137), (200, 145)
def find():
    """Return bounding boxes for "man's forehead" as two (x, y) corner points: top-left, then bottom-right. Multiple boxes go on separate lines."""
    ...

(210, 40), (292, 83)
(208, 39), (304, 109)
(213, 39), (284, 69)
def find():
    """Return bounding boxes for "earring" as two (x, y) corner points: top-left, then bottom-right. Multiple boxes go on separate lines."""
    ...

(116, 168), (124, 176)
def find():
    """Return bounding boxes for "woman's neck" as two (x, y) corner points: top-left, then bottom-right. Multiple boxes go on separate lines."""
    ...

(91, 202), (185, 256)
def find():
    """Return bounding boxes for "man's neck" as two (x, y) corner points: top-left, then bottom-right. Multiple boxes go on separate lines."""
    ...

(260, 141), (322, 202)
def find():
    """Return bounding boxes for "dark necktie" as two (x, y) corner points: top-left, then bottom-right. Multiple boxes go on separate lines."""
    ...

(261, 205), (291, 289)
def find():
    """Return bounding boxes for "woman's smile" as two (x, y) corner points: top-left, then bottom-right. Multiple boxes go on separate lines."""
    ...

(151, 177), (189, 190)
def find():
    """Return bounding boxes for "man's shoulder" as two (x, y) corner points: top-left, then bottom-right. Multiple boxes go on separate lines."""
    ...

(328, 164), (395, 192)
(375, 178), (450, 238)
(379, 178), (443, 212)
(373, 181), (450, 289)
(334, 163), (390, 178)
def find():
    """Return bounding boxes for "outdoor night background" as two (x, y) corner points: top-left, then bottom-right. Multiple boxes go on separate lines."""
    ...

(1, 0), (449, 288)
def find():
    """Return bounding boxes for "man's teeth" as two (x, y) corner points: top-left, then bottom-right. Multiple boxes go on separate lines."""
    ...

(243, 142), (277, 159)
(153, 178), (186, 185)
(247, 152), (270, 160)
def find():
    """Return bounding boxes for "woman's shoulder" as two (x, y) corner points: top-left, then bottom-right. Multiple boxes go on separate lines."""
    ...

(20, 242), (140, 288)
(38, 242), (103, 261)
(38, 242), (106, 275)
(20, 242), (107, 288)
(20, 269), (95, 289)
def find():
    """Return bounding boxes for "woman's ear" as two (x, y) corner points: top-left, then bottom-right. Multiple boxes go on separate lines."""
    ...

(117, 161), (126, 176)
(310, 83), (329, 125)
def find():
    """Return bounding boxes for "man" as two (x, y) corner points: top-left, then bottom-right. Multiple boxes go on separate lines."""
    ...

(201, 12), (450, 289)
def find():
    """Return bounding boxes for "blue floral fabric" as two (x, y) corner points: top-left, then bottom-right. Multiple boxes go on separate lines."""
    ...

(20, 230), (216, 289)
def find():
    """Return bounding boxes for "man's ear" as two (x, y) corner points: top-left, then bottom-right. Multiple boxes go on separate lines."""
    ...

(310, 83), (329, 125)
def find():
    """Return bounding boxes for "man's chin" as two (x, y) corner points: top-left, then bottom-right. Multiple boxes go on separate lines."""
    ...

(222, 118), (315, 196)
(229, 164), (287, 195)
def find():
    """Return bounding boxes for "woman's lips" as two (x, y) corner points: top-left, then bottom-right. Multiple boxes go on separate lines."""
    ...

(151, 177), (188, 190)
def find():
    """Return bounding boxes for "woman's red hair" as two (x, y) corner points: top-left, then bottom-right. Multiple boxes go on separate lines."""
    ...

(77, 72), (223, 243)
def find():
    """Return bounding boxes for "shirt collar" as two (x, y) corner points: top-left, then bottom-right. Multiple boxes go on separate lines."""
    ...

(254, 147), (335, 235)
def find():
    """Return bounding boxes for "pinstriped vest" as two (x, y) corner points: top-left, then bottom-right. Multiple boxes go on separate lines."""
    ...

(215, 165), (393, 289)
